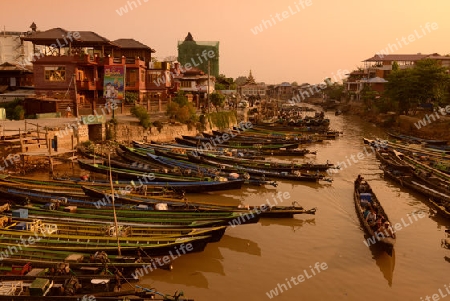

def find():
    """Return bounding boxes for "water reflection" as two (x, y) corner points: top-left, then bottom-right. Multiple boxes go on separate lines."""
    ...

(259, 218), (316, 232)
(144, 265), (209, 289)
(370, 244), (396, 287)
(143, 246), (227, 289)
(218, 234), (261, 256)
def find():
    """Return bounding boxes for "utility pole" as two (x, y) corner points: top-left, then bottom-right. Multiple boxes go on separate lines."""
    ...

(73, 73), (78, 117)
(207, 60), (210, 113)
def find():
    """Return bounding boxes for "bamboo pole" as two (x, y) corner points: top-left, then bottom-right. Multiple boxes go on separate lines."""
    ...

(37, 123), (40, 148)
(19, 129), (24, 153)
(108, 152), (121, 256)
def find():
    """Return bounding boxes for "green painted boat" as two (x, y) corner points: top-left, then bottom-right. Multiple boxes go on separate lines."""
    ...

(0, 229), (211, 255)
(78, 159), (211, 182)
(19, 207), (253, 228)
(0, 245), (173, 271)
(3, 219), (227, 242)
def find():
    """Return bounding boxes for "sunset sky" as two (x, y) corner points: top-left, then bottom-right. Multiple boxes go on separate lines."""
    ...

(2, 0), (449, 85)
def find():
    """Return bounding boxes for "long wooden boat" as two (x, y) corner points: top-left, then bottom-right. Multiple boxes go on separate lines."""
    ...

(176, 136), (300, 150)
(0, 245), (173, 272)
(181, 134), (301, 149)
(387, 132), (448, 145)
(78, 159), (212, 182)
(19, 202), (257, 224)
(0, 277), (128, 301)
(382, 166), (450, 218)
(81, 186), (315, 218)
(20, 204), (260, 228)
(6, 180), (308, 218)
(251, 124), (330, 133)
(201, 131), (310, 145)
(375, 149), (414, 173)
(242, 205), (317, 218)
(193, 152), (335, 171)
(171, 137), (316, 156)
(0, 175), (179, 198)
(1, 218), (227, 243)
(0, 183), (236, 213)
(401, 155), (450, 183)
(115, 145), (161, 166)
(186, 153), (326, 182)
(246, 127), (341, 140)
(46, 173), (244, 194)
(143, 153), (278, 186)
(0, 181), (87, 198)
(0, 229), (211, 255)
(354, 177), (396, 256)
(0, 277), (181, 301)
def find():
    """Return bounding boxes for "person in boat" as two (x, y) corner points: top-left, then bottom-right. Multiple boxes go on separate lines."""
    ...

(366, 207), (377, 230)
(363, 205), (371, 219)
(355, 175), (364, 189)
(375, 216), (385, 232)
(382, 221), (396, 238)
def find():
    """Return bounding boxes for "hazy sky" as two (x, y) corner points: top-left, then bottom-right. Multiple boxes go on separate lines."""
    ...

(2, 0), (449, 85)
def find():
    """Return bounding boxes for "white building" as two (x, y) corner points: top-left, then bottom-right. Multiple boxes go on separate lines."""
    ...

(0, 23), (39, 66)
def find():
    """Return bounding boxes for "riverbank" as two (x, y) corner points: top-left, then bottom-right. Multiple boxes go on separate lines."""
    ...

(315, 99), (450, 141)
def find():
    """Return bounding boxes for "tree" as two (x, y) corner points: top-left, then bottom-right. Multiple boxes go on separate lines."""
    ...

(166, 91), (197, 123)
(125, 91), (139, 105)
(172, 91), (189, 107)
(323, 82), (344, 101)
(163, 55), (177, 62)
(392, 61), (399, 72)
(234, 76), (248, 86)
(360, 85), (377, 110)
(291, 81), (299, 86)
(414, 59), (450, 106)
(210, 92), (226, 112)
(215, 74), (236, 90)
(131, 106), (151, 129)
(385, 59), (450, 114)
(385, 68), (418, 114)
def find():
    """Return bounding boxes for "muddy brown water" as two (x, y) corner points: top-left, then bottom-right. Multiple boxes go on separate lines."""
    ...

(19, 112), (450, 300)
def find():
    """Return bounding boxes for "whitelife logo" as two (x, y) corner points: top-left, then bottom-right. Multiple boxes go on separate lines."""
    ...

(250, 0), (313, 35)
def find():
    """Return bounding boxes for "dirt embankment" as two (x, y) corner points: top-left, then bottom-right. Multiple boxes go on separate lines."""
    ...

(343, 103), (450, 140)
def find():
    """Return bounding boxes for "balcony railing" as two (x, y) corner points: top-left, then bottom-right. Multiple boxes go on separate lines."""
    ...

(76, 80), (96, 90)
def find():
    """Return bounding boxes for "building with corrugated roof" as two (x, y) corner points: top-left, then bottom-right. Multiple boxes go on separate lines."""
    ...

(345, 53), (450, 100)
(21, 26), (176, 115)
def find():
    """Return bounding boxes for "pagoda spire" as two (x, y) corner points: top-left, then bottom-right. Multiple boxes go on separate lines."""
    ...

(246, 70), (256, 85)
(184, 32), (194, 42)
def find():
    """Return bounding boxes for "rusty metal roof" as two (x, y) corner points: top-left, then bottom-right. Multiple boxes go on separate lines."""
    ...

(112, 39), (155, 52)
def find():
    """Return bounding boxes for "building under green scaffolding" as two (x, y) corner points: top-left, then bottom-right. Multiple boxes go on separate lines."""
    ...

(177, 32), (219, 77)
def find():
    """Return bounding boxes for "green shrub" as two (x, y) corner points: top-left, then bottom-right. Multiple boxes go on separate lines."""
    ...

(0, 98), (24, 120)
(166, 91), (197, 124)
(208, 111), (237, 129)
(130, 106), (151, 129)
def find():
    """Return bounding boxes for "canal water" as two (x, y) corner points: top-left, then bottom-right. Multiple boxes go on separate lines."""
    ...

(135, 111), (450, 301)
(20, 109), (449, 300)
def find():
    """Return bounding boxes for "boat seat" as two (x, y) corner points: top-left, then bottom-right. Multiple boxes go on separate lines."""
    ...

(26, 268), (45, 277)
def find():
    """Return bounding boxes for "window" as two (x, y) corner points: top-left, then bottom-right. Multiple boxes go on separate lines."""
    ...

(181, 81), (191, 88)
(127, 70), (137, 86)
(150, 74), (158, 82)
(141, 70), (145, 82)
(44, 66), (66, 81)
